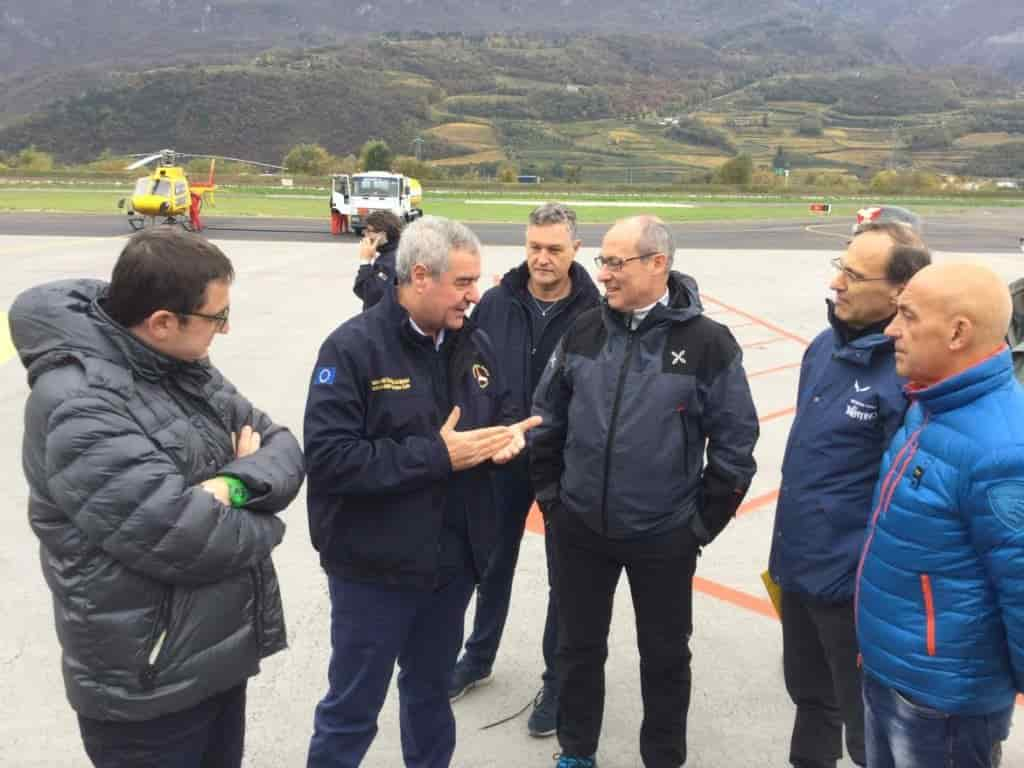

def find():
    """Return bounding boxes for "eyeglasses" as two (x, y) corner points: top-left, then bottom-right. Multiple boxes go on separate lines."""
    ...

(594, 251), (660, 272)
(183, 306), (230, 331)
(830, 257), (889, 284)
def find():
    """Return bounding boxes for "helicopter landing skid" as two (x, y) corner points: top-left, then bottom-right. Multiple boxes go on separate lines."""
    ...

(128, 216), (146, 231)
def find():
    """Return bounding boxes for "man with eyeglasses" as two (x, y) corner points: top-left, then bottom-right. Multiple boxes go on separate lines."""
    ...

(448, 203), (600, 737)
(530, 215), (759, 768)
(9, 227), (305, 768)
(768, 217), (930, 768)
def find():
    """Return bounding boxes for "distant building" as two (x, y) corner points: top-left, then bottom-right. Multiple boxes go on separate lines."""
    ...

(996, 179), (1020, 190)
(566, 84), (582, 93)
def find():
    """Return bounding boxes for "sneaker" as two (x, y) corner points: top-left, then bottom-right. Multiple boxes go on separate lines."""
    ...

(448, 658), (493, 701)
(527, 685), (558, 737)
(554, 754), (596, 768)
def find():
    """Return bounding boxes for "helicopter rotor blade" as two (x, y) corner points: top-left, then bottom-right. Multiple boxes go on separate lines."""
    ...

(180, 153), (285, 171)
(126, 153), (165, 170)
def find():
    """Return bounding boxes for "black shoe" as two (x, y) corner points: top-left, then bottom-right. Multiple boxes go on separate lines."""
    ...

(448, 658), (493, 701)
(528, 685), (558, 737)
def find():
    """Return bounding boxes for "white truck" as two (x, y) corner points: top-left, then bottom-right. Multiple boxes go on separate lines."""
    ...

(330, 171), (423, 236)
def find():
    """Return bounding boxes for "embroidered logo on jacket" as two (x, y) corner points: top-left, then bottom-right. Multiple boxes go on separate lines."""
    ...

(472, 364), (491, 389)
(371, 377), (412, 392)
(845, 398), (878, 422)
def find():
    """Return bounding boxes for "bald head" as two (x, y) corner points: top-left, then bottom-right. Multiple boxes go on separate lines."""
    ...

(887, 262), (1012, 386)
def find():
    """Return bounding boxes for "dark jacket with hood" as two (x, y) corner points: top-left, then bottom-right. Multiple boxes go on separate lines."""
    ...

(769, 303), (907, 602)
(473, 261), (601, 420)
(529, 271), (759, 542)
(352, 239), (398, 311)
(10, 279), (305, 722)
(304, 286), (517, 589)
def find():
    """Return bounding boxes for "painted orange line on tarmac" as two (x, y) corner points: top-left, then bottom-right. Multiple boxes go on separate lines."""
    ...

(760, 406), (797, 423)
(741, 336), (789, 350)
(694, 577), (777, 619)
(748, 362), (802, 379)
(728, 321), (757, 330)
(738, 489), (780, 517)
(702, 294), (811, 347)
(526, 502), (545, 535)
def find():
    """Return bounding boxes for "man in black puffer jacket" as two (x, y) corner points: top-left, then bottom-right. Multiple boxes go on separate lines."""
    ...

(449, 203), (600, 739)
(10, 229), (305, 768)
(530, 216), (759, 768)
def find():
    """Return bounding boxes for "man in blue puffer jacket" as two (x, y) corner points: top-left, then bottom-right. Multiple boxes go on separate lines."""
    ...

(769, 220), (930, 768)
(857, 262), (1024, 768)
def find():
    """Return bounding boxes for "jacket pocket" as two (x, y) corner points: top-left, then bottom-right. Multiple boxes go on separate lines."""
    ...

(139, 587), (173, 691)
(920, 573), (936, 657)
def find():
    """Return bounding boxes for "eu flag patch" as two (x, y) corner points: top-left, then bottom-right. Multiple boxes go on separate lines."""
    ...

(314, 366), (337, 385)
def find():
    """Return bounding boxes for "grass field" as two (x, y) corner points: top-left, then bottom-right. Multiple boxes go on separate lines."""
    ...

(2, 185), (1018, 224)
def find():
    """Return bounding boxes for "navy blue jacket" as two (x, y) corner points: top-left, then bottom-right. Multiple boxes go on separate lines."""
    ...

(530, 272), (759, 542)
(770, 304), (907, 602)
(473, 261), (600, 423)
(304, 288), (516, 588)
(352, 240), (397, 311)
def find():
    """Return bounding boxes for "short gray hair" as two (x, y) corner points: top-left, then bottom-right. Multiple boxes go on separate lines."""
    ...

(529, 202), (578, 241)
(635, 215), (675, 269)
(396, 216), (481, 284)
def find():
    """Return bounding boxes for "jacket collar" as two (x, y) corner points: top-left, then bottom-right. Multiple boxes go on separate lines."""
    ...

(826, 300), (895, 366)
(603, 271), (704, 332)
(908, 346), (1013, 414)
(381, 282), (468, 353)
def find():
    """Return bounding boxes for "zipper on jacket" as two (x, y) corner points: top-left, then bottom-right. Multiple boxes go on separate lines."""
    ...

(140, 587), (173, 690)
(251, 566), (265, 649)
(601, 330), (637, 536)
(920, 573), (936, 657)
(678, 406), (690, 472)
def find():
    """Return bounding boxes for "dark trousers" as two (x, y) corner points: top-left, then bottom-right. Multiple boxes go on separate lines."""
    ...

(77, 684), (246, 768)
(781, 590), (865, 768)
(863, 673), (1012, 768)
(463, 464), (559, 686)
(551, 506), (699, 768)
(307, 568), (475, 768)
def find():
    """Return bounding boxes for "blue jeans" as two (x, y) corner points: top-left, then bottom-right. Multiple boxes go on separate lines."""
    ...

(462, 462), (558, 686)
(863, 673), (1012, 768)
(78, 684), (246, 768)
(307, 569), (475, 768)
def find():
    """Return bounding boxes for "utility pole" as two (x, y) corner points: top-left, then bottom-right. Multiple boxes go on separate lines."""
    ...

(412, 137), (424, 162)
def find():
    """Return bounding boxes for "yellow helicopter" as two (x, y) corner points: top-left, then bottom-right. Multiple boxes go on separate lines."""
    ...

(117, 149), (281, 232)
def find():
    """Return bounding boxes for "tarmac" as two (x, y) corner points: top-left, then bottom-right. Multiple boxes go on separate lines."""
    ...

(1, 226), (1023, 767)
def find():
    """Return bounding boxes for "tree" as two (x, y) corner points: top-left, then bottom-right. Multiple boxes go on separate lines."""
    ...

(797, 114), (824, 137)
(283, 143), (332, 176)
(565, 165), (582, 184)
(14, 146), (54, 171)
(498, 163), (518, 183)
(714, 153), (753, 186)
(360, 139), (394, 172)
(772, 146), (789, 171)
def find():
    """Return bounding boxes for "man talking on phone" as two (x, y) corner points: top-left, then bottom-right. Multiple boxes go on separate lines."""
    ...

(353, 210), (403, 311)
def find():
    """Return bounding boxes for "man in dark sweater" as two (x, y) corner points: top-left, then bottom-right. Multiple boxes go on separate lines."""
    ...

(448, 204), (600, 738)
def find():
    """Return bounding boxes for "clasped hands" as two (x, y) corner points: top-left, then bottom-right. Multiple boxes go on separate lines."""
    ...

(440, 406), (542, 471)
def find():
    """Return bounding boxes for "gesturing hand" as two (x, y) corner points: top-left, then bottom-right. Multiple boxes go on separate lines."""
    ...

(492, 415), (543, 465)
(440, 406), (514, 472)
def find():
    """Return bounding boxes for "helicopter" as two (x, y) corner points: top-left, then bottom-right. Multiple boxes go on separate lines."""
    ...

(117, 149), (282, 232)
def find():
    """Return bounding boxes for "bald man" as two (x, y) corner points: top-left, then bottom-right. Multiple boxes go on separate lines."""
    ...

(856, 263), (1024, 768)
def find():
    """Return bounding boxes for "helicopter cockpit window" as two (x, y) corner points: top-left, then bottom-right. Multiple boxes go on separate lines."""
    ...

(133, 178), (152, 195)
(175, 182), (186, 195)
(353, 178), (400, 197)
(153, 180), (171, 197)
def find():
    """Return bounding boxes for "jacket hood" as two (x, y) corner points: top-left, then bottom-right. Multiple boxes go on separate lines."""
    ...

(603, 271), (704, 330)
(499, 261), (601, 307)
(10, 279), (202, 388)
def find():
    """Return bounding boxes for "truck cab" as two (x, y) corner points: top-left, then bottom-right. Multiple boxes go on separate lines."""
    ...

(331, 171), (422, 236)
